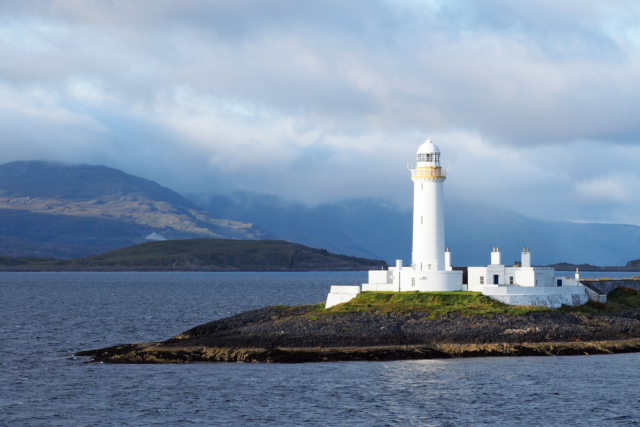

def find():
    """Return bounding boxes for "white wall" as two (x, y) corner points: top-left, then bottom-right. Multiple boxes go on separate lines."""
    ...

(399, 270), (463, 292)
(361, 283), (396, 292)
(482, 285), (586, 296)
(325, 286), (361, 308)
(486, 265), (506, 285)
(534, 268), (555, 287)
(504, 267), (519, 285)
(368, 270), (392, 284)
(445, 251), (452, 271)
(412, 178), (445, 271)
(467, 267), (487, 291)
(469, 265), (557, 288)
(515, 268), (536, 287)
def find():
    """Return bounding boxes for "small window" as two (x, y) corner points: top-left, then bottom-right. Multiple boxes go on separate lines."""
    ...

(421, 183), (423, 190)
(509, 276), (513, 285)
(421, 216), (423, 225)
(412, 278), (416, 286)
(480, 276), (484, 284)
(420, 262), (422, 271)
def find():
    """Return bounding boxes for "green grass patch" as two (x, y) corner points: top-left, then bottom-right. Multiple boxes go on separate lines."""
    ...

(560, 287), (640, 314)
(318, 291), (552, 318)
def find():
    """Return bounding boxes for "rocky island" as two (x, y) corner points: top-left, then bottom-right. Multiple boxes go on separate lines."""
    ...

(77, 286), (640, 363)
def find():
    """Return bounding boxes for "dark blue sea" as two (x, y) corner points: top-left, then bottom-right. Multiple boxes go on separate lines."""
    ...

(2, 271), (640, 426)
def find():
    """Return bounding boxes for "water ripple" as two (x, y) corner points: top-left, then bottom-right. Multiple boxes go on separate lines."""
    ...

(1, 272), (640, 426)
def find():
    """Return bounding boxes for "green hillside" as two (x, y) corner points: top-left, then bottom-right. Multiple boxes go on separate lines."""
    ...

(1, 239), (387, 271)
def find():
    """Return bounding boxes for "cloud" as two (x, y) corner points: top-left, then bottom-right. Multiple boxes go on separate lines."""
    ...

(574, 177), (631, 202)
(0, 0), (639, 224)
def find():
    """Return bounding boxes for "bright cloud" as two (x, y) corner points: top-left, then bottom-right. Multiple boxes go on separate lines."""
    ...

(0, 0), (639, 224)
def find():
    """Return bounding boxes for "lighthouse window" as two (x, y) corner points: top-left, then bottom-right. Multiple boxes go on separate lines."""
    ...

(480, 276), (484, 284)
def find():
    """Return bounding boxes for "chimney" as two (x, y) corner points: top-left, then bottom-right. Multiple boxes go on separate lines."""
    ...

(521, 248), (531, 268)
(444, 247), (452, 271)
(491, 247), (501, 265)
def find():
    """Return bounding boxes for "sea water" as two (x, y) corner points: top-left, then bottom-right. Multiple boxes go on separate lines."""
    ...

(1, 271), (640, 426)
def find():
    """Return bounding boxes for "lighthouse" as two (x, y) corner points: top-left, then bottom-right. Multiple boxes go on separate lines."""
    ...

(356, 138), (463, 294)
(327, 138), (590, 308)
(410, 139), (446, 272)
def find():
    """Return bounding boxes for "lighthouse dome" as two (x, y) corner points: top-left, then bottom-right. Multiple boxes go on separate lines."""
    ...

(417, 139), (440, 154)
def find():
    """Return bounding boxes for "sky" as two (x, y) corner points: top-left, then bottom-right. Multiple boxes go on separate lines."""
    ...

(1, 0), (640, 224)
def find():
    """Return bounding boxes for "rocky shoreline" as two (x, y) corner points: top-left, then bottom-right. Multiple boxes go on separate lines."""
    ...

(76, 303), (640, 363)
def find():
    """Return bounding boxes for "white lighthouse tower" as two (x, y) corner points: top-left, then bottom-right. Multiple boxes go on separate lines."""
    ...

(410, 139), (445, 272)
(356, 139), (462, 295)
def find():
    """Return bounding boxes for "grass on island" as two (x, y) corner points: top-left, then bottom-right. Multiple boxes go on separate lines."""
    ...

(319, 291), (552, 318)
(308, 287), (640, 318)
(559, 287), (640, 314)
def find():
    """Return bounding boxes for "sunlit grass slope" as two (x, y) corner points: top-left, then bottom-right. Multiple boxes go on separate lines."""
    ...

(321, 292), (552, 317)
(560, 287), (640, 314)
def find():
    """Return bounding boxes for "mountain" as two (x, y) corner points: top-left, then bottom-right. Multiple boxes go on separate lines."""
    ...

(4, 160), (638, 266)
(189, 191), (640, 267)
(0, 161), (271, 258)
(0, 239), (387, 271)
(445, 201), (640, 267)
(190, 192), (380, 259)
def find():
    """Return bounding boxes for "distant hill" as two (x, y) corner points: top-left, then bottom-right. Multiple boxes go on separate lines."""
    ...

(628, 258), (640, 267)
(189, 191), (640, 267)
(0, 161), (271, 258)
(190, 192), (381, 259)
(0, 239), (387, 271)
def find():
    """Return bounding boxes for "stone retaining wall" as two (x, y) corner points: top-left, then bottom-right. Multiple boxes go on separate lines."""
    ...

(488, 293), (588, 308)
(582, 279), (640, 295)
(582, 284), (607, 304)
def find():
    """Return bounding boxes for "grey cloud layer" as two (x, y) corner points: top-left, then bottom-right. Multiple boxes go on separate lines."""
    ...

(0, 0), (639, 224)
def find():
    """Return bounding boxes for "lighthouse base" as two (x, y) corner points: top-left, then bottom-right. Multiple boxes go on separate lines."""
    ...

(362, 266), (463, 292)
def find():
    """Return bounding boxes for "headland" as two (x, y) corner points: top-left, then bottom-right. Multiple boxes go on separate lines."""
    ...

(0, 239), (386, 272)
(77, 287), (640, 363)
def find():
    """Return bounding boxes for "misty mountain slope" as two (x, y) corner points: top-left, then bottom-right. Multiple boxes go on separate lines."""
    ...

(0, 161), (271, 258)
(191, 191), (640, 266)
(189, 191), (380, 259)
(317, 199), (412, 262)
(0, 161), (192, 206)
(445, 201), (640, 266)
